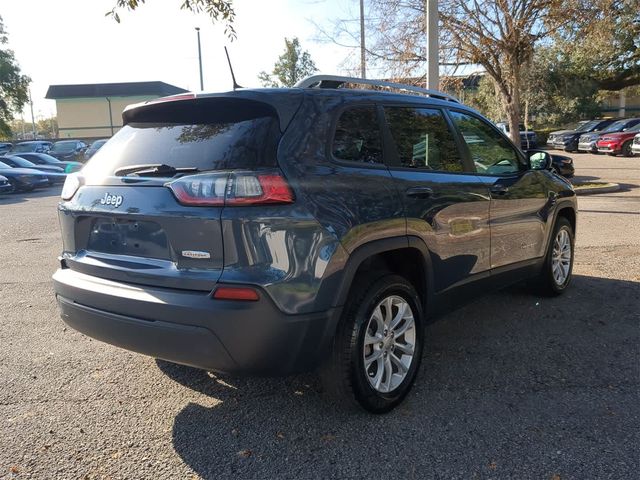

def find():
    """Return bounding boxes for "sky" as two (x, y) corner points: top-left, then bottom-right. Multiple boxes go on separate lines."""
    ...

(1, 0), (362, 120)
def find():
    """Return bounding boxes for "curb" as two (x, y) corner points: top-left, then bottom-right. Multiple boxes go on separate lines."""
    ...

(573, 183), (620, 196)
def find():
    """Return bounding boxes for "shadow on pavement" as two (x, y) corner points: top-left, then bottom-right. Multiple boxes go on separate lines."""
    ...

(0, 186), (62, 205)
(165, 275), (639, 479)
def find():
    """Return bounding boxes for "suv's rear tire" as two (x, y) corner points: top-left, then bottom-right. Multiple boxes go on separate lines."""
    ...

(321, 274), (424, 413)
(537, 217), (574, 296)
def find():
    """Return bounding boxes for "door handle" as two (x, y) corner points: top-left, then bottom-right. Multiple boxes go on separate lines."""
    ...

(405, 187), (434, 199)
(490, 185), (509, 196)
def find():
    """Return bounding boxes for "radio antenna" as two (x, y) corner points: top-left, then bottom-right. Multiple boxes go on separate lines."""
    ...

(224, 46), (242, 90)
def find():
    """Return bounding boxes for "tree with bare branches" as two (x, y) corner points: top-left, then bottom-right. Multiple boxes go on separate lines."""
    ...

(320, 1), (638, 144)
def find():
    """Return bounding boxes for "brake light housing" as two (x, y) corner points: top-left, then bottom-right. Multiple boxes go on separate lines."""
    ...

(60, 172), (82, 201)
(166, 170), (294, 207)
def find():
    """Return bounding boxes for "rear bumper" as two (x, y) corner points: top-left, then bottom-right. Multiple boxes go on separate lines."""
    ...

(53, 268), (340, 375)
(631, 144), (640, 154)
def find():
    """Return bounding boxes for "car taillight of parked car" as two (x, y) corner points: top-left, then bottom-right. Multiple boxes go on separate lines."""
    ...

(166, 171), (294, 207)
(60, 173), (82, 201)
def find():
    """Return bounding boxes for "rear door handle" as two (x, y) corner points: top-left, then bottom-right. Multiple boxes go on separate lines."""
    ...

(405, 187), (434, 199)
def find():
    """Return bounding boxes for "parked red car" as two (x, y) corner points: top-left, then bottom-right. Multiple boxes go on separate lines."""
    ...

(596, 119), (640, 156)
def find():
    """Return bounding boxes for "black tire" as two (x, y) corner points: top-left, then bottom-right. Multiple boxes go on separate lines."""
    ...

(536, 217), (575, 296)
(622, 140), (633, 157)
(320, 274), (424, 413)
(14, 183), (33, 193)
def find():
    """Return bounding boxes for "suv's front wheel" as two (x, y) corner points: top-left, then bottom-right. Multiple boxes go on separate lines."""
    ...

(537, 216), (575, 295)
(321, 274), (424, 413)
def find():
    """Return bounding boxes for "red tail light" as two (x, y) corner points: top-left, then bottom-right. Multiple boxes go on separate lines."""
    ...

(166, 171), (294, 207)
(213, 286), (260, 301)
(226, 174), (294, 205)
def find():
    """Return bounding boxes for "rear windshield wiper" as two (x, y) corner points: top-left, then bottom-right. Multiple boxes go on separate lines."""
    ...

(114, 164), (200, 177)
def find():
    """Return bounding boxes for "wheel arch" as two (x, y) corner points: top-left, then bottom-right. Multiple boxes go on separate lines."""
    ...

(556, 204), (576, 234)
(333, 236), (434, 316)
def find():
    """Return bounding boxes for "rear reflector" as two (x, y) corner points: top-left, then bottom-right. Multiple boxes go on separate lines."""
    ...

(213, 286), (260, 301)
(166, 170), (294, 207)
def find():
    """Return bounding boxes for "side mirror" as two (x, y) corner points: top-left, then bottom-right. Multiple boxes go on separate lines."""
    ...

(527, 150), (552, 170)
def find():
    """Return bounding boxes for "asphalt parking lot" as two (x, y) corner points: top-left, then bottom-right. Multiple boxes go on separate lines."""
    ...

(1, 152), (638, 479)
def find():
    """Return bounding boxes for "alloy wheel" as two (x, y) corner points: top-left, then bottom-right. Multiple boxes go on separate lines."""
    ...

(552, 229), (572, 285)
(362, 295), (416, 393)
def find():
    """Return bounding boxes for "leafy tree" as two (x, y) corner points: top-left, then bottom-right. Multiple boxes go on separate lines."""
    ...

(37, 116), (58, 138)
(328, 1), (638, 143)
(437, 0), (588, 144)
(550, 0), (639, 91)
(466, 77), (505, 123)
(107, 0), (236, 36)
(0, 16), (30, 138)
(258, 38), (318, 88)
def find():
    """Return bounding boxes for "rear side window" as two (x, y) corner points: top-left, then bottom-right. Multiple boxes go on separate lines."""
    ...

(82, 98), (281, 178)
(332, 106), (383, 164)
(384, 107), (464, 172)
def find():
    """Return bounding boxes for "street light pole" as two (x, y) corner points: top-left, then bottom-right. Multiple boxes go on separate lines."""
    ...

(359, 0), (366, 79)
(426, 0), (439, 90)
(195, 27), (204, 91)
(29, 89), (37, 139)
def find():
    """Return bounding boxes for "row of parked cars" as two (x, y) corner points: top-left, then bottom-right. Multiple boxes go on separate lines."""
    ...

(0, 139), (108, 195)
(0, 138), (108, 162)
(547, 117), (640, 156)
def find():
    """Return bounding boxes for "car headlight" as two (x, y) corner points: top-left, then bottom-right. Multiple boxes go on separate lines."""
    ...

(61, 172), (82, 200)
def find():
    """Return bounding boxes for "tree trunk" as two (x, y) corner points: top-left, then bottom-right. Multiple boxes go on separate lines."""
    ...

(504, 101), (521, 146)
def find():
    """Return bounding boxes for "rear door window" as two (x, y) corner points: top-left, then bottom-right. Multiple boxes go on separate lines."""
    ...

(384, 107), (465, 172)
(332, 106), (383, 164)
(82, 98), (281, 178)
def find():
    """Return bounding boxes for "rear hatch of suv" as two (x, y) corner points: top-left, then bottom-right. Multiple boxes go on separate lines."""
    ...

(58, 95), (293, 292)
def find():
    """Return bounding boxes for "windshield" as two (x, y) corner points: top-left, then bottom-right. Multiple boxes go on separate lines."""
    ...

(602, 120), (629, 133)
(13, 144), (37, 152)
(0, 161), (10, 168)
(89, 140), (107, 150)
(575, 120), (599, 132)
(83, 108), (280, 180)
(51, 142), (77, 153)
(33, 153), (62, 164)
(7, 156), (36, 168)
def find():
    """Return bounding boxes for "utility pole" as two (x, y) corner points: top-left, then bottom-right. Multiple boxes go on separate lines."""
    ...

(359, 0), (366, 79)
(195, 27), (204, 91)
(426, 0), (439, 90)
(29, 89), (37, 139)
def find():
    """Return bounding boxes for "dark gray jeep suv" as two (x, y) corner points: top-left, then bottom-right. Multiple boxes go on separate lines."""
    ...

(53, 75), (577, 413)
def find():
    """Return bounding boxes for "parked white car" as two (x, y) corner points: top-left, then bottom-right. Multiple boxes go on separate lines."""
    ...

(632, 133), (640, 156)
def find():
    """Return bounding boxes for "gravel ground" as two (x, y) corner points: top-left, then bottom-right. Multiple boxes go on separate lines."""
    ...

(1, 152), (638, 479)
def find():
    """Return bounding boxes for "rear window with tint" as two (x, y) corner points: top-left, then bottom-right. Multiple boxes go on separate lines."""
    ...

(82, 98), (281, 178)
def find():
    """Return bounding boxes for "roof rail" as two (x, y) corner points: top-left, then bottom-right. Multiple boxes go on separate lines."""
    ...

(294, 74), (460, 103)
